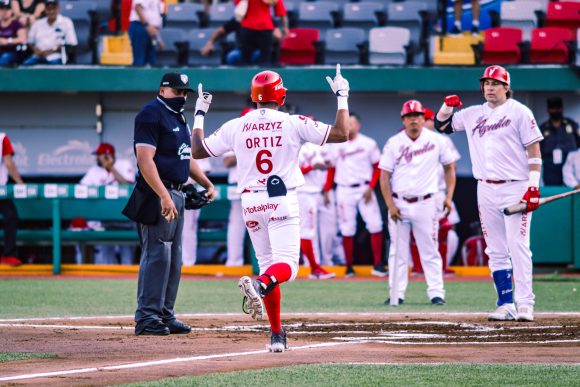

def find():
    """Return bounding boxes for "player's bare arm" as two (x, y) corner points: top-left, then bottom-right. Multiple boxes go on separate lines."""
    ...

(223, 154), (237, 168)
(442, 162), (456, 217)
(3, 154), (24, 184)
(325, 64), (350, 143)
(189, 158), (215, 201)
(99, 154), (132, 184)
(521, 141), (542, 212)
(191, 83), (213, 159)
(136, 146), (178, 223)
(435, 95), (463, 134)
(379, 170), (401, 221)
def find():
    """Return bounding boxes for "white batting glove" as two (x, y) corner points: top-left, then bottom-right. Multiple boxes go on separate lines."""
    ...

(195, 83), (212, 116)
(326, 64), (349, 98)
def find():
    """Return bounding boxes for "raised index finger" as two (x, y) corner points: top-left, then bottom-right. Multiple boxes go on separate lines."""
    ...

(198, 83), (203, 96)
(336, 64), (341, 77)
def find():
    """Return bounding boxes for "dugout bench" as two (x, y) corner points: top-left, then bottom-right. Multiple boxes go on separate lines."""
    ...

(0, 184), (231, 274)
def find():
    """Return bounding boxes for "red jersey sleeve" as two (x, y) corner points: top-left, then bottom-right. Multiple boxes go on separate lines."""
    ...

(2, 135), (14, 156)
(274, 0), (287, 16)
(323, 166), (335, 192)
(369, 163), (380, 189)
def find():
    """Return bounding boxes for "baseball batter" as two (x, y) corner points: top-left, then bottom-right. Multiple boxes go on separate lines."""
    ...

(435, 65), (543, 321)
(379, 100), (456, 305)
(191, 65), (350, 352)
(298, 141), (336, 279)
(328, 113), (385, 277)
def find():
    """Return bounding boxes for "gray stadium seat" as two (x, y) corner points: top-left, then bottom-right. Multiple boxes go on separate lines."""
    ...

(157, 28), (186, 67)
(342, 2), (385, 30)
(166, 3), (204, 30)
(368, 26), (410, 65)
(186, 28), (222, 66)
(298, 1), (338, 33)
(60, 1), (97, 64)
(387, 1), (427, 64)
(208, 2), (235, 28)
(500, 1), (542, 41)
(323, 27), (366, 65)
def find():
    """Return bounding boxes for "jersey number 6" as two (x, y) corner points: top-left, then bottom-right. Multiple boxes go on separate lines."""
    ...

(256, 149), (273, 174)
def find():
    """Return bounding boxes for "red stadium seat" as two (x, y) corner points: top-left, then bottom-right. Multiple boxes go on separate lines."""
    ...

(482, 27), (523, 65)
(280, 28), (320, 65)
(546, 1), (580, 36)
(530, 27), (573, 64)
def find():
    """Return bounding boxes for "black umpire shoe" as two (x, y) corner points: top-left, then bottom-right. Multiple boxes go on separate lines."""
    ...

(164, 319), (192, 334)
(135, 320), (170, 336)
(431, 297), (446, 306)
(270, 328), (288, 353)
(384, 298), (405, 306)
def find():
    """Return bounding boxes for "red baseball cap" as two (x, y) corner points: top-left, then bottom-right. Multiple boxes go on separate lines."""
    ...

(424, 108), (435, 121)
(93, 143), (115, 156)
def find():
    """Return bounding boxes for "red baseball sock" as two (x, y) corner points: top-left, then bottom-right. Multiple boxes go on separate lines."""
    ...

(342, 236), (354, 267)
(370, 232), (383, 266)
(300, 239), (321, 271)
(264, 285), (282, 334)
(258, 262), (292, 286)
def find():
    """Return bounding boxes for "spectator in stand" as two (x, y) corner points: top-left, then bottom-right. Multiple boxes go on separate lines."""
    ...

(22, 0), (77, 65)
(128, 0), (163, 66)
(12, 0), (45, 29)
(449, 0), (480, 35)
(80, 143), (137, 264)
(0, 131), (24, 266)
(0, 0), (26, 67)
(563, 149), (580, 189)
(237, 0), (288, 65)
(540, 97), (579, 186)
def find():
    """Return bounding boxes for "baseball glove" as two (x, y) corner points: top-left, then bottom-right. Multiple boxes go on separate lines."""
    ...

(183, 185), (210, 210)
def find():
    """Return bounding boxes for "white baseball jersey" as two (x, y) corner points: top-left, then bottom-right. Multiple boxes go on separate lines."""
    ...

(330, 133), (380, 186)
(203, 109), (331, 193)
(451, 98), (543, 180)
(379, 128), (456, 196)
(563, 149), (580, 188)
(80, 159), (136, 186)
(298, 142), (326, 193)
(437, 133), (461, 191)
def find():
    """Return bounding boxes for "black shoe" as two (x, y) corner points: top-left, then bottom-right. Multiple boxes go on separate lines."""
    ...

(164, 319), (192, 334)
(345, 266), (355, 278)
(431, 297), (446, 306)
(371, 265), (388, 277)
(449, 26), (461, 35)
(470, 25), (480, 35)
(135, 320), (170, 336)
(270, 328), (288, 353)
(384, 298), (404, 305)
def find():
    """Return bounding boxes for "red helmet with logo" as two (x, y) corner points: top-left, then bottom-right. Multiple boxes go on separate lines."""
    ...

(401, 100), (425, 117)
(480, 65), (510, 86)
(251, 70), (287, 106)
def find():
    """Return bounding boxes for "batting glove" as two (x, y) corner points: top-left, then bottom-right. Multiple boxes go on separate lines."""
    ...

(444, 95), (463, 109)
(520, 186), (540, 212)
(195, 83), (212, 116)
(326, 64), (349, 98)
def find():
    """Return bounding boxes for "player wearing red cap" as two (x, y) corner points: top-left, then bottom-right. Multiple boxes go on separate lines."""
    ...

(379, 100), (457, 306)
(434, 65), (543, 321)
(190, 65), (350, 352)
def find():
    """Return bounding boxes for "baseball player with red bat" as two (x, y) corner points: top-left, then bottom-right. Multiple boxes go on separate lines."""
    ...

(435, 65), (544, 321)
(191, 65), (349, 352)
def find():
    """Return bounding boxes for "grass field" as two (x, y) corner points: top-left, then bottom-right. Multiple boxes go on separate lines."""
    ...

(0, 277), (578, 318)
(125, 364), (580, 387)
(0, 352), (56, 363)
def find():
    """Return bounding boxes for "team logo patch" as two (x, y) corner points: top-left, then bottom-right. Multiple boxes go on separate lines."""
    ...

(246, 220), (259, 229)
(180, 74), (188, 85)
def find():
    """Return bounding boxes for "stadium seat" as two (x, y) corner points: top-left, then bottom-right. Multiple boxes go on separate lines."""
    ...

(166, 3), (204, 30)
(368, 26), (410, 65)
(322, 27), (366, 65)
(280, 28), (320, 65)
(157, 28), (186, 67)
(546, 1), (580, 36)
(386, 1), (428, 64)
(482, 27), (523, 65)
(297, 1), (338, 33)
(99, 33), (132, 65)
(60, 1), (97, 64)
(186, 28), (222, 66)
(530, 27), (573, 64)
(208, 2), (235, 28)
(341, 2), (385, 30)
(500, 1), (541, 41)
(432, 34), (482, 65)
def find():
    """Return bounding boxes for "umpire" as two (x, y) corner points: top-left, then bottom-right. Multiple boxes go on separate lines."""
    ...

(129, 71), (215, 336)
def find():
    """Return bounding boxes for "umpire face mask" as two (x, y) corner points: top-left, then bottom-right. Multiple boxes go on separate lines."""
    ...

(158, 95), (187, 113)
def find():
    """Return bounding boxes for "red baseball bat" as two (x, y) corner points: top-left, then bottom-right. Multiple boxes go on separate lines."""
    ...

(503, 188), (580, 215)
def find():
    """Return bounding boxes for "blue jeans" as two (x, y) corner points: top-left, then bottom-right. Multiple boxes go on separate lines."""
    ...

(129, 21), (156, 66)
(226, 48), (260, 65)
(22, 54), (62, 66)
(0, 52), (18, 66)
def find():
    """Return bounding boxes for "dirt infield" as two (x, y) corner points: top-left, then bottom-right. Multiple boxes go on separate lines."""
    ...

(1, 313), (579, 386)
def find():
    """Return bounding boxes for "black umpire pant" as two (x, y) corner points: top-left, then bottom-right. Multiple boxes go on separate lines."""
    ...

(0, 199), (18, 257)
(239, 27), (274, 65)
(135, 189), (185, 325)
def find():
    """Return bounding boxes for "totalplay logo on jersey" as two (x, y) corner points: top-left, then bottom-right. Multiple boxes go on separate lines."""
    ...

(243, 203), (279, 215)
(178, 143), (191, 160)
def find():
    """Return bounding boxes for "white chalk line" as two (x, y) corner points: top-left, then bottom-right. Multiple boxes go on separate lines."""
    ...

(1, 311), (580, 323)
(336, 338), (580, 345)
(0, 341), (361, 382)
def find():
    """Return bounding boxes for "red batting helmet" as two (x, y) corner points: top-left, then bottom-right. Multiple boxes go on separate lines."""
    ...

(424, 108), (435, 121)
(251, 70), (286, 106)
(401, 100), (425, 117)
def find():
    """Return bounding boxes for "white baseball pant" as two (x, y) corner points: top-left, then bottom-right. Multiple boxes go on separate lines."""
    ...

(181, 208), (200, 266)
(336, 185), (383, 237)
(317, 189), (343, 265)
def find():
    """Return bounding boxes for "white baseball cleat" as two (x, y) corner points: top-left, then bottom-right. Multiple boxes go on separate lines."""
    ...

(488, 303), (517, 321)
(238, 276), (264, 321)
(517, 305), (534, 322)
